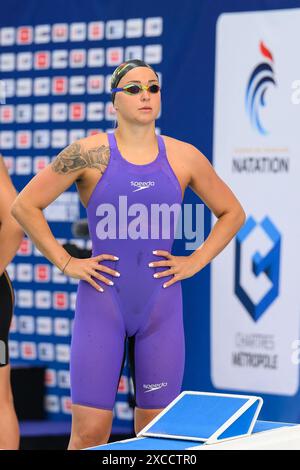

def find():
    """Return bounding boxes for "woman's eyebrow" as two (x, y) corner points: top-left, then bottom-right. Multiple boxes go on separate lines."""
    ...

(124, 79), (158, 84)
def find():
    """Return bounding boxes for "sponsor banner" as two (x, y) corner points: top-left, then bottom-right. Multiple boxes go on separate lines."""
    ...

(211, 8), (300, 395)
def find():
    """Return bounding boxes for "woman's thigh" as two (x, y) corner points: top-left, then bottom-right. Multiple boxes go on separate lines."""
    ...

(129, 282), (185, 410)
(70, 280), (127, 410)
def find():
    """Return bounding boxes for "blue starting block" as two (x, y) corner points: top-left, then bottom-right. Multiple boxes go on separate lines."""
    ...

(85, 391), (300, 450)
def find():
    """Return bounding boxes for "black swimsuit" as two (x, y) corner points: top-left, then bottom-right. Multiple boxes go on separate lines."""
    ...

(0, 270), (14, 367)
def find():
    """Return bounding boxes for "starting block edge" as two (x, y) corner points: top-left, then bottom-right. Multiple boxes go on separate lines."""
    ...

(138, 391), (263, 444)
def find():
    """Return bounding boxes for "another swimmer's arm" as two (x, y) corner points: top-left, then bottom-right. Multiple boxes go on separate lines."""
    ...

(10, 142), (90, 271)
(0, 156), (24, 276)
(187, 144), (246, 270)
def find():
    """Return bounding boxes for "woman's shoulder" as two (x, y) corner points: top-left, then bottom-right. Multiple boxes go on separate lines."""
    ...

(160, 134), (197, 154)
(77, 132), (108, 149)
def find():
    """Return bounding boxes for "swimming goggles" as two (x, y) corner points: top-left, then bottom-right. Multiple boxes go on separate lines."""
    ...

(111, 83), (161, 96)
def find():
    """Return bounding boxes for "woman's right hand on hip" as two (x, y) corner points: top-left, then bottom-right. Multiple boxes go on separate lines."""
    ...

(63, 254), (120, 292)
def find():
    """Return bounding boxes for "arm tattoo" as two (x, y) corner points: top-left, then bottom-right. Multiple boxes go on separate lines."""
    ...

(51, 142), (110, 175)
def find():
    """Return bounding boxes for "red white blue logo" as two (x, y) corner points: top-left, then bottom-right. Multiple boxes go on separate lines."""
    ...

(245, 41), (276, 135)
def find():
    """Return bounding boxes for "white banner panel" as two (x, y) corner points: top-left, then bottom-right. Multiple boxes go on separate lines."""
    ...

(211, 8), (300, 395)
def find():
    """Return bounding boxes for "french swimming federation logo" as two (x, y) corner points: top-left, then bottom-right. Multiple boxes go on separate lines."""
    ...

(235, 216), (281, 322)
(245, 41), (276, 135)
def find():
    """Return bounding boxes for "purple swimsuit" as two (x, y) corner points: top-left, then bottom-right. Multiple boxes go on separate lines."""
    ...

(70, 130), (185, 410)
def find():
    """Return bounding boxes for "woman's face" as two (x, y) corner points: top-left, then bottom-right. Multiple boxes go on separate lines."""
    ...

(114, 66), (161, 125)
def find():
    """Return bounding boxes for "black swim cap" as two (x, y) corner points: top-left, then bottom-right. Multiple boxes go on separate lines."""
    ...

(110, 59), (159, 104)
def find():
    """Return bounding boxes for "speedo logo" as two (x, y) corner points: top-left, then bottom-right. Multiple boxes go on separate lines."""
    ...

(130, 181), (155, 192)
(143, 382), (168, 393)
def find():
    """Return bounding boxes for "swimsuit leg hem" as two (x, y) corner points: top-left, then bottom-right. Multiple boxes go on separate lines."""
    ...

(135, 404), (166, 410)
(71, 401), (114, 411)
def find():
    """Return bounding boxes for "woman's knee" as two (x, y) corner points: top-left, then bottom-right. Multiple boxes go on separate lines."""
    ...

(73, 423), (111, 448)
(134, 407), (164, 435)
(70, 405), (113, 448)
